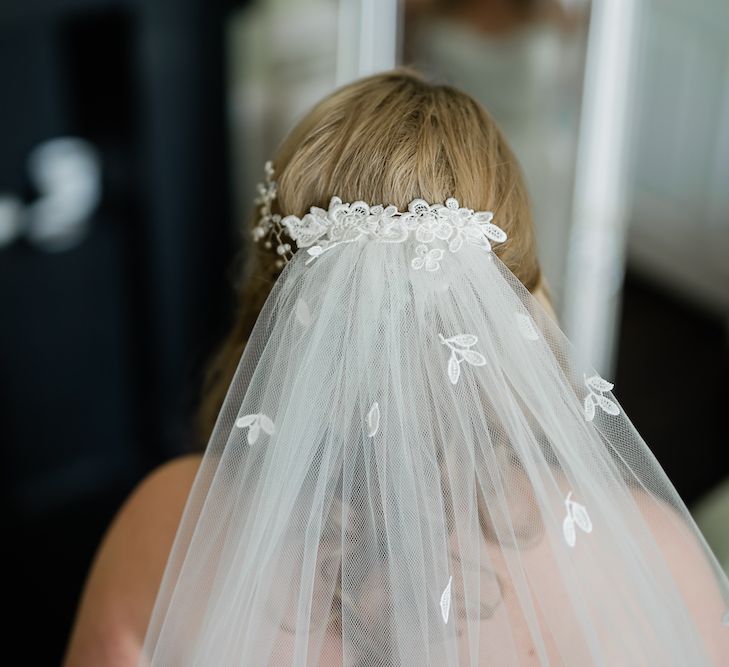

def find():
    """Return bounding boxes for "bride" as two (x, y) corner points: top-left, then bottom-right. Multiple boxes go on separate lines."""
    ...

(62, 69), (729, 666)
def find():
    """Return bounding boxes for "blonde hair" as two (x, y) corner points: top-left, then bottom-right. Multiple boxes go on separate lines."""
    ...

(195, 68), (543, 450)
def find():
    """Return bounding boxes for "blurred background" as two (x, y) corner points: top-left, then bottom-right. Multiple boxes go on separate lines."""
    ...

(1, 0), (727, 663)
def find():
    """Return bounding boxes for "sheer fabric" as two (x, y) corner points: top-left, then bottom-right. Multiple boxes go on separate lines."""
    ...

(139, 234), (729, 666)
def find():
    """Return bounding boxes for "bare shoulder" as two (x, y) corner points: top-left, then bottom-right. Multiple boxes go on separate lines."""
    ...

(62, 453), (204, 667)
(634, 491), (729, 660)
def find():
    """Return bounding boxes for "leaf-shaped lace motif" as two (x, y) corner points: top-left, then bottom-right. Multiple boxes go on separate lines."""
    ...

(440, 575), (453, 623)
(235, 413), (275, 444)
(258, 414), (275, 434)
(583, 394), (596, 422)
(586, 375), (614, 393)
(460, 349), (486, 366)
(448, 235), (463, 253)
(583, 374), (620, 421)
(447, 354), (460, 385)
(572, 502), (593, 533)
(516, 312), (540, 341)
(562, 514), (577, 547)
(594, 394), (619, 415)
(483, 222), (507, 243)
(439, 333), (486, 385)
(366, 402), (380, 437)
(447, 334), (477, 347)
(562, 490), (592, 547)
(235, 414), (257, 428)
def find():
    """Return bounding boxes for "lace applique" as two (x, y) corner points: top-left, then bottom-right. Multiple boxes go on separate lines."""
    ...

(440, 575), (453, 623)
(562, 491), (593, 547)
(411, 244), (443, 272)
(439, 333), (487, 384)
(235, 413), (275, 444)
(366, 402), (380, 437)
(277, 196), (506, 269)
(583, 374), (619, 422)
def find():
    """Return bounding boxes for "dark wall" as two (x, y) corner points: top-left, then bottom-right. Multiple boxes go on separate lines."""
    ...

(615, 269), (729, 506)
(0, 1), (239, 663)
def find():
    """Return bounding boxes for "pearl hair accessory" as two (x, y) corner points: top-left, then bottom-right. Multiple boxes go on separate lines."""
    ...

(251, 161), (292, 268)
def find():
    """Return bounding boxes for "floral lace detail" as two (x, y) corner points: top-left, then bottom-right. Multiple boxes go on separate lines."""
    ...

(562, 491), (593, 547)
(411, 244), (443, 271)
(252, 162), (507, 270)
(439, 333), (487, 384)
(279, 196), (506, 268)
(583, 374), (619, 421)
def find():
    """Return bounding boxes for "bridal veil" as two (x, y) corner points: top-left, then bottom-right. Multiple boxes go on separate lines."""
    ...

(138, 73), (729, 666)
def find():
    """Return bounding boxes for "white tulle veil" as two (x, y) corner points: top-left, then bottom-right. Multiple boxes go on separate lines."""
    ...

(138, 176), (729, 666)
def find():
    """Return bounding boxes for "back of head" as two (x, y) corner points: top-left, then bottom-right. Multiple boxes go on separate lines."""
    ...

(197, 69), (542, 449)
(272, 68), (540, 291)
